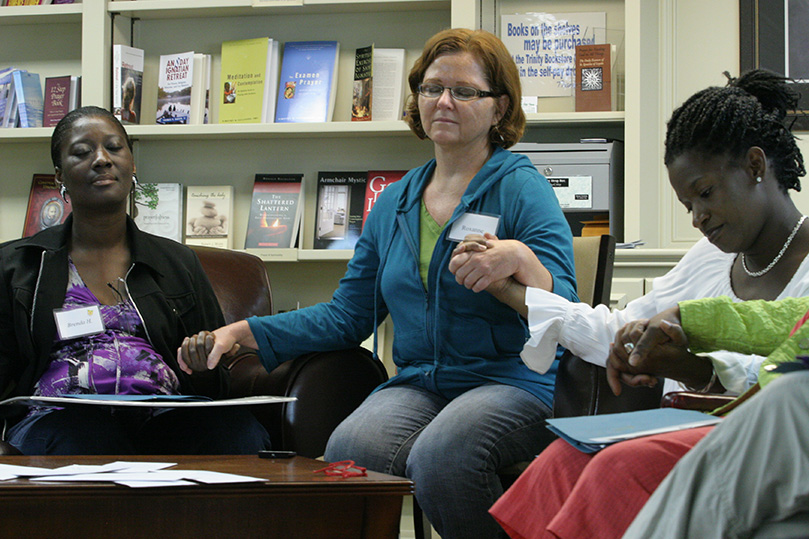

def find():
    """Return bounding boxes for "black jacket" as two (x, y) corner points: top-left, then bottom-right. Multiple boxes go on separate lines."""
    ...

(0, 215), (228, 417)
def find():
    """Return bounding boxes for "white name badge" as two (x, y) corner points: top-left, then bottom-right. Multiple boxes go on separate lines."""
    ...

(54, 304), (106, 340)
(447, 212), (501, 242)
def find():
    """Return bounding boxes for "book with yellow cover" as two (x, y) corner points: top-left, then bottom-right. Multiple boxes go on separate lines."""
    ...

(219, 37), (277, 124)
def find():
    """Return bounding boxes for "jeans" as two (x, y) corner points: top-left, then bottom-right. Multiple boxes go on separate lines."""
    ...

(7, 405), (271, 455)
(324, 383), (555, 539)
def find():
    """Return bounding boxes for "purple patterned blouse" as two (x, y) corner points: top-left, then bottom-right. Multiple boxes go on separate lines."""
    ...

(34, 259), (180, 398)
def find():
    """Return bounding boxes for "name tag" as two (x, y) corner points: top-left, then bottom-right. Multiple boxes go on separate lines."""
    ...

(447, 212), (501, 242)
(54, 305), (105, 340)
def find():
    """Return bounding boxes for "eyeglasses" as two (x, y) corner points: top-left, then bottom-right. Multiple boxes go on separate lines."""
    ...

(417, 83), (497, 101)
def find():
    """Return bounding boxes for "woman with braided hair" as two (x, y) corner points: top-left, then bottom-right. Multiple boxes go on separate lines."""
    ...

(458, 69), (809, 538)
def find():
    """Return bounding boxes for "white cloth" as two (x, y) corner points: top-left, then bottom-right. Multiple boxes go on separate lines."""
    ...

(622, 371), (809, 539)
(521, 237), (809, 394)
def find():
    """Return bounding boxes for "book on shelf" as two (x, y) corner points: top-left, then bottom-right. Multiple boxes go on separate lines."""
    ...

(275, 41), (340, 123)
(363, 170), (406, 228)
(313, 171), (367, 250)
(575, 43), (613, 112)
(184, 185), (234, 249)
(156, 51), (210, 125)
(351, 45), (373, 121)
(10, 69), (43, 127)
(132, 183), (183, 243)
(371, 48), (407, 121)
(23, 174), (72, 238)
(219, 37), (279, 124)
(42, 75), (80, 127)
(0, 68), (13, 128)
(112, 44), (144, 125)
(244, 173), (304, 249)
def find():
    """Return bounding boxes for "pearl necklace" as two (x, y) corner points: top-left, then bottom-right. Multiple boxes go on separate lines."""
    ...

(741, 215), (808, 277)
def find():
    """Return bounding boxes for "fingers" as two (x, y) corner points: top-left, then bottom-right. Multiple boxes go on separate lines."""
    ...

(659, 320), (688, 347)
(177, 331), (217, 374)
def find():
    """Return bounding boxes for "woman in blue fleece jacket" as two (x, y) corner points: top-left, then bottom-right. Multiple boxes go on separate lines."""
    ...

(180, 29), (576, 538)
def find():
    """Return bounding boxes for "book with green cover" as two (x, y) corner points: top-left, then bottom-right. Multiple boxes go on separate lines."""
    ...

(219, 37), (276, 124)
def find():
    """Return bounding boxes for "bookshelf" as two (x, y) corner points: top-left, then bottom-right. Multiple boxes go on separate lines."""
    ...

(1, 0), (674, 311)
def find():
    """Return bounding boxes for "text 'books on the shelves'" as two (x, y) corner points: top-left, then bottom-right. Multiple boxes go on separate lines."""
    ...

(23, 174), (72, 238)
(132, 183), (184, 243)
(43, 75), (81, 127)
(219, 37), (280, 124)
(351, 46), (407, 122)
(245, 173), (304, 249)
(0, 69), (44, 128)
(275, 41), (339, 123)
(112, 44), (144, 125)
(156, 51), (211, 125)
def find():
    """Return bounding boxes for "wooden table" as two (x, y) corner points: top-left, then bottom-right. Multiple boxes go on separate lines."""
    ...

(0, 455), (413, 538)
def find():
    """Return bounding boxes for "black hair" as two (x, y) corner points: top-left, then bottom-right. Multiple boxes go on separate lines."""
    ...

(51, 106), (133, 168)
(664, 69), (805, 192)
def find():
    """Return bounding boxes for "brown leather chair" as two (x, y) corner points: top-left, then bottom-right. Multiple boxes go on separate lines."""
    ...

(0, 246), (388, 457)
(192, 246), (389, 458)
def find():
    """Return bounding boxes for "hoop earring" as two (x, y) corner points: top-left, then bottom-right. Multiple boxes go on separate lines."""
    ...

(59, 184), (69, 203)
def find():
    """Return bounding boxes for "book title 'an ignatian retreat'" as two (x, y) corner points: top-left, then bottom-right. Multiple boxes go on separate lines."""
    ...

(164, 56), (191, 81)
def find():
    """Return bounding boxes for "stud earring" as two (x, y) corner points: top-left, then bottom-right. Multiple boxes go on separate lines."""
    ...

(59, 184), (69, 202)
(756, 176), (762, 183)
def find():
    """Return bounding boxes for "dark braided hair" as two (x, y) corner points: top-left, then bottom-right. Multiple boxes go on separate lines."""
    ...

(664, 69), (805, 192)
(51, 106), (133, 168)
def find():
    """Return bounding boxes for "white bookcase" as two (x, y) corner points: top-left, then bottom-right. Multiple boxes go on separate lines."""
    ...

(7, 0), (748, 311)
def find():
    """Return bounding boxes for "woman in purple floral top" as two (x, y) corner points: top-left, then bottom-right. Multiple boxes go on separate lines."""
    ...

(0, 106), (269, 455)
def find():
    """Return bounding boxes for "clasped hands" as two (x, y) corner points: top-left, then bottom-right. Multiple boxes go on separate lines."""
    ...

(607, 305), (688, 395)
(176, 319), (256, 375)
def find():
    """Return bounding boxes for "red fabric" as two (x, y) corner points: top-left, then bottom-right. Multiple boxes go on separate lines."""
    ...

(490, 427), (715, 539)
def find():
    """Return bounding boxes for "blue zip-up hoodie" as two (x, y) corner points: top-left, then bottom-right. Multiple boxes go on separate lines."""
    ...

(249, 146), (577, 406)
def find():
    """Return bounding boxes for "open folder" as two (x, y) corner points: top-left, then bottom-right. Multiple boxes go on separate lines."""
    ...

(0, 394), (295, 408)
(545, 408), (723, 454)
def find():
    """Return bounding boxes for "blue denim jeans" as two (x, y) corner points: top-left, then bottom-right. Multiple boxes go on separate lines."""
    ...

(7, 405), (270, 455)
(324, 383), (555, 539)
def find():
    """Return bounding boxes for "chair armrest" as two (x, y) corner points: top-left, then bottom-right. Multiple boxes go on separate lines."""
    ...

(223, 346), (388, 458)
(0, 440), (21, 455)
(660, 391), (735, 412)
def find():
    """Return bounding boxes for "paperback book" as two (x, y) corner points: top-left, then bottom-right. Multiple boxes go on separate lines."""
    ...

(313, 171), (367, 250)
(363, 170), (406, 228)
(184, 185), (234, 249)
(219, 37), (279, 124)
(112, 44), (144, 125)
(351, 45), (373, 121)
(23, 174), (72, 237)
(0, 68), (13, 127)
(244, 173), (304, 249)
(42, 75), (80, 127)
(132, 183), (183, 242)
(370, 48), (406, 121)
(275, 41), (340, 123)
(11, 69), (43, 127)
(156, 51), (194, 124)
(575, 43), (613, 112)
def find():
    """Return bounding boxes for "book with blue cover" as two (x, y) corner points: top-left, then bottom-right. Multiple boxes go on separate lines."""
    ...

(275, 41), (340, 123)
(546, 408), (723, 453)
(11, 70), (43, 127)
